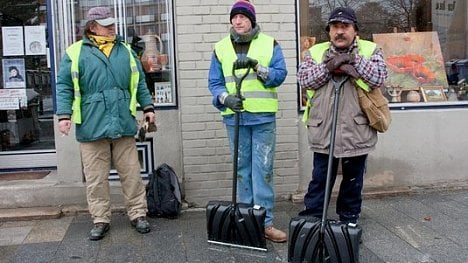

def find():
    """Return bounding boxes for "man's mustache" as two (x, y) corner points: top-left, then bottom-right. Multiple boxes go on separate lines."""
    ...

(335, 35), (347, 40)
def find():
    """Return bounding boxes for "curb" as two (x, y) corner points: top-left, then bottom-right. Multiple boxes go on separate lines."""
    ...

(0, 202), (192, 222)
(2, 186), (467, 222)
(0, 207), (62, 222)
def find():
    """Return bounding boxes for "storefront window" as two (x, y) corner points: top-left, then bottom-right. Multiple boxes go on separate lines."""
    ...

(298, 0), (467, 108)
(55, 0), (176, 108)
(0, 0), (54, 152)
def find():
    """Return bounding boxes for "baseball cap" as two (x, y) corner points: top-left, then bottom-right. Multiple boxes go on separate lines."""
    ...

(328, 7), (357, 24)
(87, 6), (115, 26)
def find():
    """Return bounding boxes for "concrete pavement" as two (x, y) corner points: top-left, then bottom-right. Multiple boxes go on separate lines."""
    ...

(0, 189), (467, 263)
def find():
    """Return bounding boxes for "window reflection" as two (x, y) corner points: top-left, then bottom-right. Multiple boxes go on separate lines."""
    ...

(0, 0), (54, 151)
(298, 0), (467, 104)
(74, 0), (176, 108)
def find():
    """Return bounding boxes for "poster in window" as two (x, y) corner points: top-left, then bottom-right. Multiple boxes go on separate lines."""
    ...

(2, 58), (26, 89)
(1, 26), (24, 56)
(373, 32), (449, 91)
(24, 26), (47, 55)
(154, 82), (175, 106)
(0, 89), (27, 109)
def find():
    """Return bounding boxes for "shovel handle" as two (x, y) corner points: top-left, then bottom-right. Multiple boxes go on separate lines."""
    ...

(320, 74), (349, 233)
(232, 62), (252, 96)
(230, 62), (252, 205)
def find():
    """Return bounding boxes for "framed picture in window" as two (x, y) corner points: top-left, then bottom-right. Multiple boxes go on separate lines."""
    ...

(373, 32), (449, 91)
(420, 86), (446, 102)
(2, 58), (26, 89)
(154, 82), (176, 107)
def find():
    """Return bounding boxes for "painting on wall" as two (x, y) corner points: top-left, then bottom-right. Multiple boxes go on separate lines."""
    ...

(373, 32), (449, 91)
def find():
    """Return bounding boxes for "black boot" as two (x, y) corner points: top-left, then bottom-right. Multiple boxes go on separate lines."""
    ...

(89, 223), (110, 241)
(131, 216), (151, 234)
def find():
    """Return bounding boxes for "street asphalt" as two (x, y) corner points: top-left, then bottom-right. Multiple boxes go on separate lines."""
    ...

(0, 189), (467, 263)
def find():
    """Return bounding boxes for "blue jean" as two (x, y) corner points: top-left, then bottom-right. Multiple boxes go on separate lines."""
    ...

(226, 122), (276, 227)
(301, 152), (367, 223)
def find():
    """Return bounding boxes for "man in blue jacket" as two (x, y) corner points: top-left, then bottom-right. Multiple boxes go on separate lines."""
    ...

(208, 0), (288, 243)
(56, 6), (155, 240)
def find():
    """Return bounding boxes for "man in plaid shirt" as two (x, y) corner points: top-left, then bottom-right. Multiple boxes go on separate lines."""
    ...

(297, 7), (387, 225)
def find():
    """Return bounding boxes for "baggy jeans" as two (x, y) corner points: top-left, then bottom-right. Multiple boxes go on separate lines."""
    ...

(226, 122), (276, 227)
(301, 152), (367, 223)
(80, 137), (148, 224)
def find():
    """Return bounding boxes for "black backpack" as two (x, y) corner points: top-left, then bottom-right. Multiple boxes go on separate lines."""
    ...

(146, 163), (182, 218)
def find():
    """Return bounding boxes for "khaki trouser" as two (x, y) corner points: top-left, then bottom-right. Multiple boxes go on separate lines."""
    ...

(80, 137), (147, 224)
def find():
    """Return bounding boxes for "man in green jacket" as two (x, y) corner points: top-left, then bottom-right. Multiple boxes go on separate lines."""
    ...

(56, 6), (155, 241)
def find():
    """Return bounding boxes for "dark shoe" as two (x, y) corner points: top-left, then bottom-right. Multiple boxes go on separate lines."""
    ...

(131, 216), (151, 234)
(89, 223), (110, 241)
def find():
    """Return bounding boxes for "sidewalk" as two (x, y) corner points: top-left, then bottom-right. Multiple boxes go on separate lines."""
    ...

(0, 189), (467, 263)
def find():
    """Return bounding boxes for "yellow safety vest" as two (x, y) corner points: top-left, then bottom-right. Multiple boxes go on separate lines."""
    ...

(66, 40), (139, 124)
(302, 39), (377, 123)
(215, 33), (278, 115)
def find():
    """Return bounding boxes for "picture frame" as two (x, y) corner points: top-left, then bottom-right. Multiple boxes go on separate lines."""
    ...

(373, 32), (448, 91)
(154, 81), (176, 107)
(109, 139), (154, 180)
(420, 86), (446, 102)
(2, 58), (26, 89)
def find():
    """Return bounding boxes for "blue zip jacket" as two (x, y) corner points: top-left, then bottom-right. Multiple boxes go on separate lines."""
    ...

(56, 35), (153, 142)
(208, 37), (287, 126)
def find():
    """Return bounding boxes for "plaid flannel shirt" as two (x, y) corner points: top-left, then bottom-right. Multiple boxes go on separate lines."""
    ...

(297, 40), (387, 90)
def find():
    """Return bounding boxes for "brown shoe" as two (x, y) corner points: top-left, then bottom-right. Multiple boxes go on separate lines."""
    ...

(264, 226), (287, 243)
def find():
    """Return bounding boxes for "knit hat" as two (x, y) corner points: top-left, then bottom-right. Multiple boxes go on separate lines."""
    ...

(230, 0), (256, 26)
(328, 7), (358, 25)
(87, 6), (115, 26)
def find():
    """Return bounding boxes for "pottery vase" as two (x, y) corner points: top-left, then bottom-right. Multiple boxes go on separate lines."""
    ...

(406, 90), (421, 102)
(140, 33), (163, 73)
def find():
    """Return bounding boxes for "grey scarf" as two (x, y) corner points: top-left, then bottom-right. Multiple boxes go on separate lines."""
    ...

(230, 24), (261, 43)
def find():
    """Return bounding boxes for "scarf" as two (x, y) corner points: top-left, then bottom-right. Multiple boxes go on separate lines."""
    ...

(230, 24), (260, 43)
(89, 35), (116, 57)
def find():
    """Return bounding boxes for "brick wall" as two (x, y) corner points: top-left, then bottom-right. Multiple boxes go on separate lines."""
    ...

(175, 0), (300, 207)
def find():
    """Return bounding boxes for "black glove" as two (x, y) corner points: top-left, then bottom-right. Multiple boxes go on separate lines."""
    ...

(339, 64), (360, 79)
(325, 54), (354, 72)
(223, 94), (244, 112)
(234, 57), (258, 69)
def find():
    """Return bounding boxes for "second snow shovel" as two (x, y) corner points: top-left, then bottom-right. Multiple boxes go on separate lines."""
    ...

(206, 60), (267, 251)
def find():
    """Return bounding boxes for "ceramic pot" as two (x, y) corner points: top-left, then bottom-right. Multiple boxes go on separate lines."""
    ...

(140, 33), (163, 73)
(406, 90), (421, 102)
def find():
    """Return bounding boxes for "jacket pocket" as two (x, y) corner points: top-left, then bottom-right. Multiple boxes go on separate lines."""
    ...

(79, 93), (107, 140)
(352, 115), (376, 148)
(117, 89), (137, 134)
(308, 118), (328, 150)
(353, 115), (369, 125)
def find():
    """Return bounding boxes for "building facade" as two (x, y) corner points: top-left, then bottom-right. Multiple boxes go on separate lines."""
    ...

(1, 0), (467, 208)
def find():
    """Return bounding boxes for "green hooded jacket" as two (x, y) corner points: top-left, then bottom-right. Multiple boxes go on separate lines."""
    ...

(56, 35), (153, 142)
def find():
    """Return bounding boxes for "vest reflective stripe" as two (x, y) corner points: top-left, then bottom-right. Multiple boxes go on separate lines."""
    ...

(243, 91), (278, 99)
(302, 40), (377, 123)
(65, 40), (139, 124)
(214, 33), (277, 115)
(66, 41), (83, 124)
(224, 72), (258, 83)
(125, 45), (139, 118)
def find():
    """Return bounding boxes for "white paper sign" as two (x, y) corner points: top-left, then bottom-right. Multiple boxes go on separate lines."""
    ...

(25, 26), (47, 55)
(0, 97), (20, 110)
(0, 89), (27, 109)
(2, 27), (24, 56)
